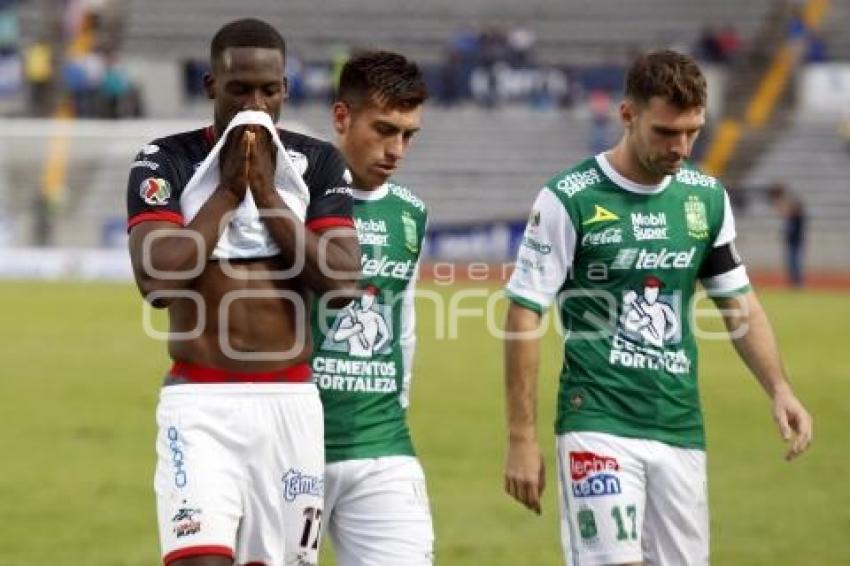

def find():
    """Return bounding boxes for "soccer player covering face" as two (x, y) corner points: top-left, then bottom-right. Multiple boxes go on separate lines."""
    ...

(311, 51), (433, 565)
(125, 19), (360, 566)
(503, 50), (813, 565)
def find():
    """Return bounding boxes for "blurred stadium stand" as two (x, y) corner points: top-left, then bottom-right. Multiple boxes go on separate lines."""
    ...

(0, 0), (849, 277)
(114, 0), (777, 66)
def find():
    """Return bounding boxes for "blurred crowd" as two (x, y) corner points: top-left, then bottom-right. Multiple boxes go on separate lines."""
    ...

(0, 3), (843, 122)
(0, 0), (142, 118)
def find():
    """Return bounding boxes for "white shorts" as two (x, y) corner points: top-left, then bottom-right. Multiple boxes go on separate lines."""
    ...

(556, 432), (708, 566)
(154, 383), (325, 566)
(323, 455), (434, 566)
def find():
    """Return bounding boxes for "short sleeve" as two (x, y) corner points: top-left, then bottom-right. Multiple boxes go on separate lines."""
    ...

(712, 189), (737, 247)
(700, 190), (751, 295)
(303, 144), (354, 232)
(505, 188), (577, 313)
(126, 142), (184, 230)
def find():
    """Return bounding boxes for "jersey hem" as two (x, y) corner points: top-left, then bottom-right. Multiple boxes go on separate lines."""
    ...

(557, 416), (705, 450)
(505, 291), (544, 314)
(704, 283), (751, 298)
(127, 211), (184, 230)
(325, 444), (415, 464)
(306, 216), (355, 232)
(163, 545), (234, 565)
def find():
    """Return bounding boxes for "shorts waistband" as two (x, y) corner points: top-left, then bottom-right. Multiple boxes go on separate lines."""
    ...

(168, 361), (312, 384)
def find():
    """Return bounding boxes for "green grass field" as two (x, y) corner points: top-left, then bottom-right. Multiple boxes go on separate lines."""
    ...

(0, 281), (847, 565)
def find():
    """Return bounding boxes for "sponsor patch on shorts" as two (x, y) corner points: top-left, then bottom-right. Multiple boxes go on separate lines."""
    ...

(570, 451), (621, 498)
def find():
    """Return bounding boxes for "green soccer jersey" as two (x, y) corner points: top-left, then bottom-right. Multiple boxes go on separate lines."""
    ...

(506, 154), (751, 449)
(312, 183), (428, 463)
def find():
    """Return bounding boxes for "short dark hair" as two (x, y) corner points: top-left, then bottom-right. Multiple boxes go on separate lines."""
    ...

(210, 18), (286, 68)
(625, 49), (706, 109)
(337, 50), (428, 110)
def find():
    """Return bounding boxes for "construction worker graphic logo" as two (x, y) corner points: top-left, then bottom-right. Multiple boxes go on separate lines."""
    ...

(619, 275), (681, 348)
(323, 285), (392, 358)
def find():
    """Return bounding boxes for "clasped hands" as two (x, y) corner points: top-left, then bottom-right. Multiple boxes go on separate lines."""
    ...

(219, 125), (277, 202)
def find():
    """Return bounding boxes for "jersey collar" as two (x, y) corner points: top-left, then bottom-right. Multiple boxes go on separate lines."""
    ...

(595, 153), (671, 195)
(350, 183), (389, 201)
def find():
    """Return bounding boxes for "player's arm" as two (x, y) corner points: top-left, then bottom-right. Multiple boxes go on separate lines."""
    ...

(373, 314), (391, 353)
(504, 302), (546, 515)
(502, 186), (576, 514)
(247, 130), (359, 297)
(333, 314), (362, 340)
(623, 305), (648, 332)
(129, 195), (239, 303)
(713, 291), (813, 460)
(126, 132), (249, 306)
(701, 190), (811, 460)
(398, 231), (426, 408)
(663, 304), (679, 341)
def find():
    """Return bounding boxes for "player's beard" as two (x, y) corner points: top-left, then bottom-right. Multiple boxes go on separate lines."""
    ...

(644, 151), (684, 177)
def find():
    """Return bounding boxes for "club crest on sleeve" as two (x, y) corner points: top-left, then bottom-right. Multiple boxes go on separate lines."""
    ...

(140, 177), (171, 206)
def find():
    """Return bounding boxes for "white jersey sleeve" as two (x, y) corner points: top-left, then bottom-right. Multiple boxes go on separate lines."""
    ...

(398, 260), (419, 409)
(701, 190), (751, 294)
(506, 188), (577, 313)
(713, 190), (737, 247)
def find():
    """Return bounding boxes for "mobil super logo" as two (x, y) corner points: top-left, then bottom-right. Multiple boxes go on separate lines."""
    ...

(570, 451), (621, 498)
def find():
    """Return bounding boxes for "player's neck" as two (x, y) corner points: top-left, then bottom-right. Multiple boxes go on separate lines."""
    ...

(606, 139), (667, 186)
(351, 174), (381, 192)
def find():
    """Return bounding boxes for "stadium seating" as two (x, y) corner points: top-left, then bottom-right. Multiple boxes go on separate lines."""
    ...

(4, 0), (850, 272)
(116, 0), (776, 65)
(735, 114), (850, 270)
(2, 105), (848, 270)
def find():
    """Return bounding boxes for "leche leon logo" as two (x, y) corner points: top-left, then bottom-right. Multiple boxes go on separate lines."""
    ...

(570, 451), (622, 498)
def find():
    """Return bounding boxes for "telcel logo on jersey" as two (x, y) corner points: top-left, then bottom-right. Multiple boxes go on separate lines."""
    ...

(631, 212), (668, 241)
(361, 255), (414, 280)
(570, 451), (621, 498)
(611, 247), (696, 270)
(282, 469), (324, 502)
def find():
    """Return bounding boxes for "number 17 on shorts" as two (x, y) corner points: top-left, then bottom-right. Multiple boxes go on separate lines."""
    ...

(556, 434), (645, 565)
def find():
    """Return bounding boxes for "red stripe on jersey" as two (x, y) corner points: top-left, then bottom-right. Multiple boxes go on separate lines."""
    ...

(164, 545), (234, 565)
(306, 216), (355, 232)
(127, 211), (184, 230)
(203, 125), (215, 148)
(169, 361), (312, 383)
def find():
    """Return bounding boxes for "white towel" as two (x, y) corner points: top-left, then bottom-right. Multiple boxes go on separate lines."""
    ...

(180, 110), (310, 259)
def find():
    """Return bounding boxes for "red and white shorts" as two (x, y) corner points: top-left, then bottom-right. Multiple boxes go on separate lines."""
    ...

(154, 380), (324, 565)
